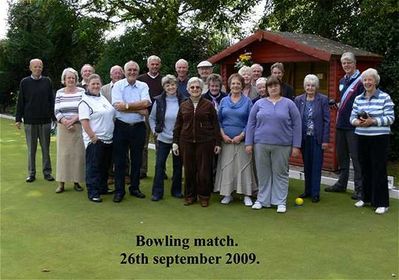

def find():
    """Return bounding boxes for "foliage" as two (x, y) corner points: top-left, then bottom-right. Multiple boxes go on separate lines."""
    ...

(259, 0), (399, 160)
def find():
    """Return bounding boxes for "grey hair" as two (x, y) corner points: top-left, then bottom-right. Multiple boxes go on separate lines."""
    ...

(361, 68), (380, 85)
(175, 58), (188, 68)
(270, 62), (284, 73)
(147, 55), (161, 64)
(124, 61), (140, 72)
(61, 67), (79, 85)
(238, 66), (252, 76)
(256, 77), (267, 87)
(80, 64), (94, 75)
(109, 65), (123, 75)
(251, 63), (263, 72)
(303, 74), (320, 89)
(187, 77), (204, 91)
(161, 74), (177, 87)
(341, 52), (356, 63)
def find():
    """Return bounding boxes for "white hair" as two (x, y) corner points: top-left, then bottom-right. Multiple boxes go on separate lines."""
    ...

(187, 77), (204, 91)
(162, 74), (177, 87)
(256, 77), (267, 86)
(124, 61), (140, 72)
(361, 68), (380, 85)
(341, 52), (356, 63)
(175, 59), (188, 68)
(303, 74), (320, 89)
(109, 65), (123, 75)
(238, 66), (251, 76)
(147, 55), (161, 64)
(251, 63), (263, 72)
(61, 67), (79, 85)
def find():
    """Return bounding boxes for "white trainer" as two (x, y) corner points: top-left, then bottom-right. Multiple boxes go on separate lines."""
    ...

(252, 201), (262, 210)
(277, 205), (286, 213)
(375, 207), (389, 214)
(244, 196), (253, 207)
(221, 195), (233, 205)
(354, 200), (365, 208)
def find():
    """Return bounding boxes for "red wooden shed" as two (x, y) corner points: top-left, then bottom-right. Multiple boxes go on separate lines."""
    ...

(208, 30), (382, 171)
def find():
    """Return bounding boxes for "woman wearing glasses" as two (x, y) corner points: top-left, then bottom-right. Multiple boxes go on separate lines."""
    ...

(173, 77), (222, 207)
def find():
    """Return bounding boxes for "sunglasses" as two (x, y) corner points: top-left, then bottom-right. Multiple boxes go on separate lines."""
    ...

(190, 86), (201, 89)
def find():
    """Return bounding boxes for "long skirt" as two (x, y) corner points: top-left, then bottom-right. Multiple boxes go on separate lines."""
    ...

(56, 123), (85, 183)
(214, 142), (257, 196)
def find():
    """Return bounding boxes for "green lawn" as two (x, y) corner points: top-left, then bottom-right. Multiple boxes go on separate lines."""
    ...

(1, 118), (398, 279)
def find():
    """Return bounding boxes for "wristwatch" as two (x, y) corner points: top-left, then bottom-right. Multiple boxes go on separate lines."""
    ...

(125, 103), (129, 110)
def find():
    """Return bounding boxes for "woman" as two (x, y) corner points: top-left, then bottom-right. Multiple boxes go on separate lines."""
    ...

(350, 68), (395, 214)
(252, 77), (268, 104)
(214, 73), (257, 206)
(245, 76), (301, 213)
(238, 66), (258, 100)
(294, 74), (330, 203)
(78, 74), (115, 203)
(54, 68), (85, 193)
(149, 75), (185, 201)
(202, 73), (227, 111)
(173, 77), (222, 207)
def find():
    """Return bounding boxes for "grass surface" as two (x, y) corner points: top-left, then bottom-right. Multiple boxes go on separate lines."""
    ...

(1, 118), (398, 279)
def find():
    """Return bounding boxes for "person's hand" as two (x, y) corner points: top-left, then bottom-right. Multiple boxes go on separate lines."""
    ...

(222, 134), (232, 144)
(137, 109), (148, 117)
(214, 146), (221, 154)
(291, 147), (300, 157)
(358, 117), (375, 127)
(172, 143), (179, 156)
(232, 134), (244, 144)
(322, 143), (329, 150)
(15, 122), (21, 129)
(245, 145), (253, 154)
(90, 134), (98, 144)
(113, 102), (127, 111)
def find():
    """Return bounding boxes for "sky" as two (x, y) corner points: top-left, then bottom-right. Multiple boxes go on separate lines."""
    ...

(0, 0), (8, 39)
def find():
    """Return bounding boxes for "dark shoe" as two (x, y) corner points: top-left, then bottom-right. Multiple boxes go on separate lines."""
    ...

(351, 192), (361, 200)
(184, 198), (196, 206)
(113, 194), (123, 203)
(44, 174), (55, 181)
(324, 185), (346, 192)
(151, 195), (162, 201)
(163, 173), (168, 180)
(172, 193), (183, 199)
(89, 197), (102, 203)
(139, 173), (147, 179)
(130, 190), (146, 198)
(299, 193), (310, 198)
(55, 183), (65, 193)
(26, 176), (36, 183)
(312, 196), (320, 203)
(74, 183), (84, 192)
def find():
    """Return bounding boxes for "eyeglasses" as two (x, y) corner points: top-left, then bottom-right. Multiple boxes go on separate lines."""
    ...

(190, 86), (201, 89)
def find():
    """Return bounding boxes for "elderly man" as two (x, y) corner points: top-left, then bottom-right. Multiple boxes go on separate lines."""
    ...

(112, 61), (151, 203)
(270, 62), (294, 100)
(80, 64), (95, 90)
(175, 58), (190, 98)
(138, 55), (164, 179)
(251, 64), (263, 86)
(197, 60), (214, 94)
(325, 52), (363, 199)
(101, 65), (124, 103)
(15, 58), (55, 182)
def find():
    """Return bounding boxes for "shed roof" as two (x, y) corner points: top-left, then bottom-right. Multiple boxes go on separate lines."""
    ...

(208, 30), (382, 63)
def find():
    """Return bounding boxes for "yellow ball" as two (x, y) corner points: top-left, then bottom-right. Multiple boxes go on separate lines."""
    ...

(295, 197), (304, 206)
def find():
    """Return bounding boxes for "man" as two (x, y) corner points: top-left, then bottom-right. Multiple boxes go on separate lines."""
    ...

(101, 65), (124, 103)
(15, 58), (55, 183)
(79, 64), (95, 90)
(325, 52), (363, 199)
(251, 64), (263, 86)
(138, 55), (163, 179)
(270, 62), (295, 100)
(197, 60), (214, 94)
(175, 58), (190, 98)
(112, 61), (151, 203)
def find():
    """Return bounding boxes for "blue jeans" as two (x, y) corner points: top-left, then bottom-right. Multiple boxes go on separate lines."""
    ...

(301, 136), (323, 197)
(152, 140), (182, 198)
(86, 141), (112, 199)
(113, 120), (146, 197)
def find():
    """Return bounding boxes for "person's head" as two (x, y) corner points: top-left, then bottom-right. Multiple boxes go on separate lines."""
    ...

(61, 67), (79, 87)
(270, 62), (285, 81)
(197, 60), (213, 81)
(175, 59), (189, 80)
(238, 66), (252, 86)
(80, 64), (95, 82)
(266, 75), (282, 97)
(251, 64), (263, 82)
(256, 77), (267, 97)
(361, 68), (380, 92)
(87, 74), (102, 95)
(303, 74), (319, 96)
(340, 52), (357, 76)
(29, 58), (43, 78)
(161, 74), (177, 96)
(147, 55), (161, 76)
(109, 65), (124, 83)
(187, 77), (204, 98)
(124, 61), (140, 84)
(228, 73), (244, 95)
(206, 74), (223, 96)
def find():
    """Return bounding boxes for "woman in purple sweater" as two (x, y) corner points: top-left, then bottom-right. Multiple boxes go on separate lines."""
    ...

(245, 76), (302, 213)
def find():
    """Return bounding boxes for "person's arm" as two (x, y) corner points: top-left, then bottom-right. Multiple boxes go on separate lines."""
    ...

(81, 119), (98, 144)
(15, 80), (24, 128)
(321, 95), (330, 147)
(289, 100), (302, 151)
(149, 102), (157, 135)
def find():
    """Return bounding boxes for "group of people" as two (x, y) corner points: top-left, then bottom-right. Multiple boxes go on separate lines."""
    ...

(15, 51), (395, 214)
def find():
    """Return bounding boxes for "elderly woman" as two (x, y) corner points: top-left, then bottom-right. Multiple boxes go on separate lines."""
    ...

(238, 66), (258, 100)
(294, 74), (330, 203)
(245, 76), (301, 213)
(350, 68), (395, 214)
(78, 74), (115, 202)
(149, 75), (185, 201)
(252, 77), (268, 104)
(54, 68), (85, 193)
(214, 73), (257, 206)
(173, 77), (222, 207)
(202, 73), (227, 111)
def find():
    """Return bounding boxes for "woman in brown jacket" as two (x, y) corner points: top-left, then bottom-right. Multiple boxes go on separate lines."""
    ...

(173, 77), (222, 207)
